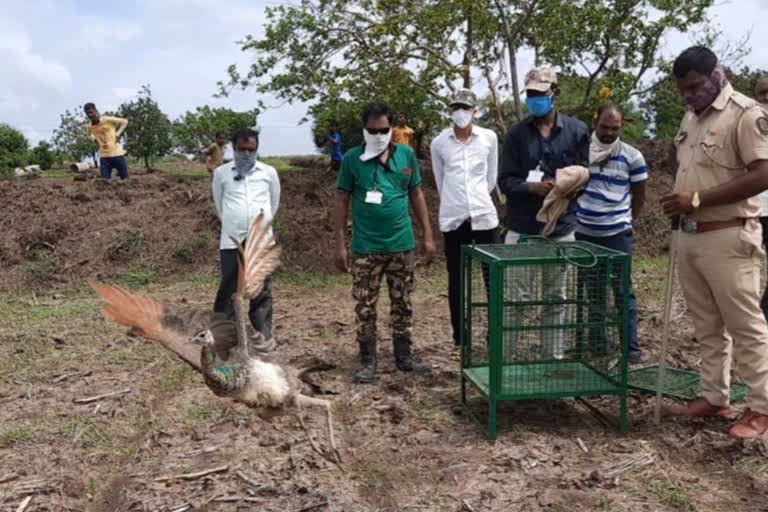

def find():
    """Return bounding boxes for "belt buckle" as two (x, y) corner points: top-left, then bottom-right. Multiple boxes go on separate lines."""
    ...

(681, 216), (698, 234)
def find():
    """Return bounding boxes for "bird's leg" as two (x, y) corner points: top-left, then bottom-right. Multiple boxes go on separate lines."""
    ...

(296, 403), (325, 459)
(296, 394), (341, 463)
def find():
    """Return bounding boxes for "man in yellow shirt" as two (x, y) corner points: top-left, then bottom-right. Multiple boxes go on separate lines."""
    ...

(391, 113), (415, 147)
(203, 132), (227, 173)
(85, 103), (129, 180)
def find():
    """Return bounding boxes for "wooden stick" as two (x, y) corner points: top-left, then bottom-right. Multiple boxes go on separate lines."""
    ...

(576, 437), (589, 454)
(184, 446), (218, 458)
(654, 230), (679, 425)
(213, 496), (262, 503)
(153, 465), (229, 482)
(73, 388), (131, 404)
(234, 470), (260, 488)
(0, 472), (19, 484)
(15, 497), (32, 512)
(296, 499), (329, 512)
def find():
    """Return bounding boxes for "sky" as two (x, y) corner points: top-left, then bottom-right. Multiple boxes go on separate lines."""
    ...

(1, 0), (766, 157)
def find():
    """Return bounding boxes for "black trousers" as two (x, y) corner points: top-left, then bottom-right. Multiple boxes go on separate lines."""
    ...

(213, 247), (273, 340)
(444, 220), (500, 344)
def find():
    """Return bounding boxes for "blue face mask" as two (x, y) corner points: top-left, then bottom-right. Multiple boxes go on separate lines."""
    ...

(526, 95), (554, 118)
(233, 151), (256, 176)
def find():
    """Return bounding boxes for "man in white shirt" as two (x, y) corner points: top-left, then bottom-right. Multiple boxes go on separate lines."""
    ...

(212, 128), (281, 348)
(430, 89), (500, 346)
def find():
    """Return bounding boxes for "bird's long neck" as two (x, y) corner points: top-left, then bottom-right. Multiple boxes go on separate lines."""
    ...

(232, 293), (250, 358)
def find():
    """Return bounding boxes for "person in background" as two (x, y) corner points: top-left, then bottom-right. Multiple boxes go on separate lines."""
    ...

(85, 103), (129, 180)
(326, 122), (344, 171)
(204, 132), (227, 173)
(498, 66), (589, 360)
(392, 113), (415, 148)
(212, 128), (280, 350)
(660, 46), (768, 440)
(334, 102), (436, 383)
(755, 77), (768, 319)
(576, 103), (647, 364)
(430, 89), (499, 347)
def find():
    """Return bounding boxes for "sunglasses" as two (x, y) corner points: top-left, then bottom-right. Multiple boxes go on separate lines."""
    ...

(365, 127), (391, 135)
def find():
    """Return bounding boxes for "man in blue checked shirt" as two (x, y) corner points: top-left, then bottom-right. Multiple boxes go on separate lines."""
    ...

(575, 103), (647, 363)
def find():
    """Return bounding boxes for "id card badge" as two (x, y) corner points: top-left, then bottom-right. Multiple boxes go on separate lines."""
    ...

(526, 169), (544, 183)
(365, 190), (383, 204)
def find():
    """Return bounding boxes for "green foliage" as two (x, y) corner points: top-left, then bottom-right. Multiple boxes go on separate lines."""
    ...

(645, 65), (768, 140)
(0, 123), (29, 178)
(116, 84), (173, 169)
(52, 107), (99, 164)
(220, 0), (713, 145)
(173, 106), (259, 155)
(31, 141), (55, 170)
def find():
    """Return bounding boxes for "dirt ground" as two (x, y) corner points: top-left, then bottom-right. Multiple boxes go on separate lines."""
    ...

(2, 153), (768, 512)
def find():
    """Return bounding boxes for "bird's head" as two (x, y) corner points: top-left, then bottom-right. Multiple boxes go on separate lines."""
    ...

(189, 329), (214, 345)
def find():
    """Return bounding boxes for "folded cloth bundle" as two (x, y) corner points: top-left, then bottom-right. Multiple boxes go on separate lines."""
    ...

(535, 165), (590, 237)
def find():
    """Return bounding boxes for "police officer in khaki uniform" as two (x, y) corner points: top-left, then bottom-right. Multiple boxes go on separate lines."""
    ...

(660, 46), (768, 440)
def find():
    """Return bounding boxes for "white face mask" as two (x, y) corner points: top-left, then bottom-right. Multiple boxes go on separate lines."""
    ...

(452, 109), (473, 128)
(360, 128), (392, 161)
(589, 131), (620, 164)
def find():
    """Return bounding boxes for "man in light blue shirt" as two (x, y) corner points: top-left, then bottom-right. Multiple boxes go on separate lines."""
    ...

(576, 103), (647, 363)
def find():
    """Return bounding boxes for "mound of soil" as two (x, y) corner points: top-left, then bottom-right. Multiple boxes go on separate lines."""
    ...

(0, 142), (676, 291)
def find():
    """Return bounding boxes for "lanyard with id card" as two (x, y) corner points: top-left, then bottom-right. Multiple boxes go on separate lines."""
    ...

(365, 165), (383, 204)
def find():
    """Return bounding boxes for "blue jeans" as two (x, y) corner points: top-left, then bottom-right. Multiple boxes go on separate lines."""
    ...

(100, 156), (129, 179)
(576, 229), (640, 358)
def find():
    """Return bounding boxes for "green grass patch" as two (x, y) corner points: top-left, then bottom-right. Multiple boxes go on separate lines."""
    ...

(118, 268), (158, 288)
(647, 478), (696, 511)
(2, 425), (37, 445)
(173, 235), (209, 264)
(261, 157), (301, 173)
(154, 365), (193, 393)
(55, 415), (106, 445)
(184, 403), (214, 422)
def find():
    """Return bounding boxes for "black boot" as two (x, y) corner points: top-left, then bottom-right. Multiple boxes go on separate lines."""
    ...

(393, 335), (431, 374)
(353, 336), (377, 383)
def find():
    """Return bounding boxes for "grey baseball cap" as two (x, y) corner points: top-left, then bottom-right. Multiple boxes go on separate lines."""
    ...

(450, 88), (477, 108)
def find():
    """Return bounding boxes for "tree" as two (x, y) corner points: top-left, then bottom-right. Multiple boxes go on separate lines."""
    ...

(116, 84), (173, 169)
(52, 107), (99, 164)
(219, 0), (713, 142)
(173, 106), (259, 155)
(30, 141), (55, 170)
(308, 66), (445, 153)
(0, 124), (28, 177)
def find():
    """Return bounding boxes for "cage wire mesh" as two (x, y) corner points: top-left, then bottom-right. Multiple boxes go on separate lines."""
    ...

(460, 239), (630, 439)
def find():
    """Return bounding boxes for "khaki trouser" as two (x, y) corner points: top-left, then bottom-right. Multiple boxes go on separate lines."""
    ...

(504, 230), (575, 360)
(677, 220), (768, 414)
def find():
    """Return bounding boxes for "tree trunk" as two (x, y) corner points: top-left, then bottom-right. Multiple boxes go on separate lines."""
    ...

(507, 42), (523, 121)
(462, 9), (473, 89)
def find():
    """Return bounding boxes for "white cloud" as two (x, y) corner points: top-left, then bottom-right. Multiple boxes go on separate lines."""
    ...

(0, 22), (72, 96)
(72, 17), (143, 54)
(97, 87), (141, 112)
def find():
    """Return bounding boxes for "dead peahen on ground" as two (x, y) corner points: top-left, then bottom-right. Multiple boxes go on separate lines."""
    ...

(90, 215), (341, 462)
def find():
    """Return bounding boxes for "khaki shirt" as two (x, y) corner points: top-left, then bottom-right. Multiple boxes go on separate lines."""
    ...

(205, 142), (224, 169)
(674, 83), (768, 222)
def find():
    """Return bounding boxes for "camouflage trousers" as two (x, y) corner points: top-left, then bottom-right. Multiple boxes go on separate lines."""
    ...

(351, 251), (415, 341)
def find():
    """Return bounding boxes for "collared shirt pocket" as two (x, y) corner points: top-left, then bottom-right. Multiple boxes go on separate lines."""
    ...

(698, 132), (742, 171)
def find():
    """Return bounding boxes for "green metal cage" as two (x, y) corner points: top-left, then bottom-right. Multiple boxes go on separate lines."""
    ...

(460, 238), (631, 440)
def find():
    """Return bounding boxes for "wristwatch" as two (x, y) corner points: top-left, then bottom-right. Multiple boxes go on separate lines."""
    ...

(691, 191), (701, 210)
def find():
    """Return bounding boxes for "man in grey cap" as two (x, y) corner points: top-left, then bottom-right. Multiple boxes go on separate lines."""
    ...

(430, 88), (500, 346)
(498, 66), (589, 360)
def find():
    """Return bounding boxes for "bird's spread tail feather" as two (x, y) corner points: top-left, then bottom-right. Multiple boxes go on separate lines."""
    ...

(89, 281), (202, 371)
(230, 214), (282, 300)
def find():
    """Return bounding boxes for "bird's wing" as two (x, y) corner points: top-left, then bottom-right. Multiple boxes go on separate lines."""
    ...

(89, 281), (206, 372)
(232, 214), (282, 300)
(208, 312), (238, 360)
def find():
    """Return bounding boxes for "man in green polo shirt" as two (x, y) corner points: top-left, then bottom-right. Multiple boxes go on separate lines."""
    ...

(334, 102), (437, 383)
